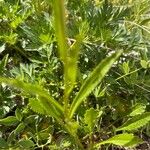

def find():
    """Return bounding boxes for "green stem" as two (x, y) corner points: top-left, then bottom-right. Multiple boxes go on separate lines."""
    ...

(115, 68), (142, 81)
(88, 133), (93, 150)
(53, 0), (70, 115)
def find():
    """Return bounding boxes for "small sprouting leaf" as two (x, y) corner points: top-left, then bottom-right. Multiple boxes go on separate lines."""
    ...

(122, 62), (130, 74)
(94, 85), (107, 98)
(98, 87), (107, 97)
(69, 51), (122, 118)
(140, 60), (148, 69)
(15, 108), (23, 121)
(84, 108), (100, 132)
(18, 139), (35, 148)
(0, 137), (8, 148)
(95, 133), (142, 148)
(129, 104), (146, 116)
(0, 116), (19, 126)
(117, 112), (150, 131)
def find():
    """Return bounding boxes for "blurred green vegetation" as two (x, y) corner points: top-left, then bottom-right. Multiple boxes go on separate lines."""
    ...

(0, 0), (150, 149)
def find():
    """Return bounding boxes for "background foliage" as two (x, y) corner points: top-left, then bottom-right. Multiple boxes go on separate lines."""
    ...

(0, 0), (150, 149)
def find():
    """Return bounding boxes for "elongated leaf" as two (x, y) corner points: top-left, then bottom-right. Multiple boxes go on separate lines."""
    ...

(38, 96), (62, 119)
(95, 133), (142, 148)
(0, 54), (9, 75)
(0, 78), (64, 119)
(15, 108), (23, 121)
(0, 116), (19, 126)
(117, 112), (150, 131)
(69, 51), (122, 118)
(18, 139), (34, 148)
(14, 123), (25, 134)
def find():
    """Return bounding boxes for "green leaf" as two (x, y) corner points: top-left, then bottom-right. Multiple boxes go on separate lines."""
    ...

(0, 116), (19, 126)
(7, 131), (15, 144)
(0, 138), (8, 148)
(38, 126), (54, 140)
(140, 60), (148, 69)
(15, 108), (23, 121)
(0, 78), (64, 120)
(98, 87), (107, 97)
(122, 62), (130, 74)
(117, 112), (150, 131)
(95, 133), (142, 148)
(18, 139), (35, 148)
(24, 115), (37, 124)
(29, 98), (47, 115)
(69, 51), (122, 118)
(0, 54), (9, 75)
(129, 104), (146, 116)
(84, 108), (100, 132)
(15, 123), (25, 134)
(65, 120), (79, 135)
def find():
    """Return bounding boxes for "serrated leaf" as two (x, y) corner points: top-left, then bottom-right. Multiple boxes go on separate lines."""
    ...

(0, 138), (8, 148)
(129, 104), (146, 116)
(69, 51), (122, 118)
(15, 108), (23, 121)
(18, 139), (34, 148)
(0, 78), (64, 120)
(84, 108), (99, 132)
(117, 112), (150, 131)
(0, 116), (19, 126)
(29, 98), (47, 115)
(95, 133), (142, 148)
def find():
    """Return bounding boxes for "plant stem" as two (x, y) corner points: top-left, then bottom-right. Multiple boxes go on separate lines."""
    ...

(115, 68), (142, 81)
(88, 133), (94, 150)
